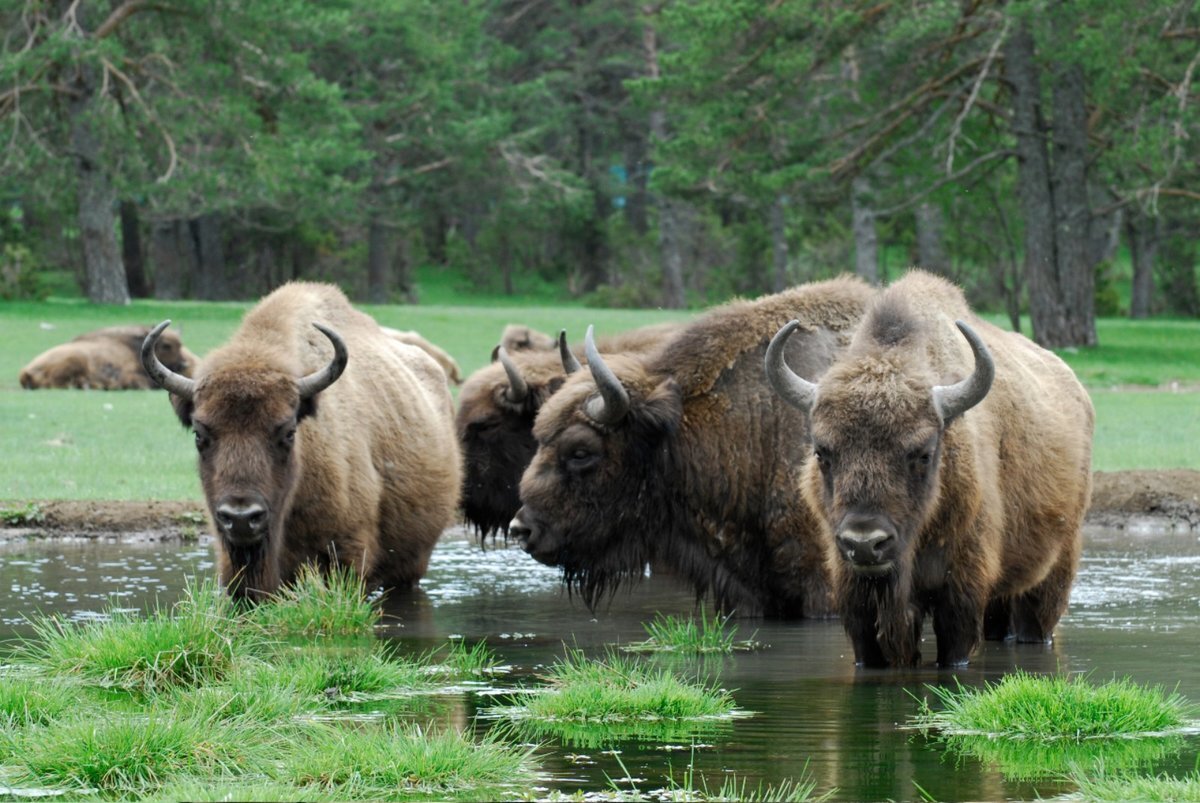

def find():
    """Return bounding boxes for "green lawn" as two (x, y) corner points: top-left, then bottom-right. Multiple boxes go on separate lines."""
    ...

(1, 297), (1196, 502)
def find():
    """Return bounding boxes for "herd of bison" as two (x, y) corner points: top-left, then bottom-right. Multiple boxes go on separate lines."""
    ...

(19, 271), (1100, 669)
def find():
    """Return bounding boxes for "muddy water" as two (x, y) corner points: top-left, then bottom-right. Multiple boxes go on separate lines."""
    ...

(1, 524), (1198, 802)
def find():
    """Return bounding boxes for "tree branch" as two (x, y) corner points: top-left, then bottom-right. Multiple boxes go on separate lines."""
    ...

(946, 17), (1008, 174)
(873, 148), (1015, 218)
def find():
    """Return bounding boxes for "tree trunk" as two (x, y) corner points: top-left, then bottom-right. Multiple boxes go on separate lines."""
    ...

(69, 62), (129, 305)
(120, 201), (149, 297)
(770, 194), (789, 293)
(149, 219), (189, 300)
(1159, 216), (1199, 317)
(1126, 212), (1159, 319)
(852, 176), (878, 284)
(367, 217), (390, 303)
(395, 233), (418, 304)
(643, 18), (685, 308)
(915, 202), (949, 274)
(1004, 15), (1096, 348)
(190, 214), (229, 300)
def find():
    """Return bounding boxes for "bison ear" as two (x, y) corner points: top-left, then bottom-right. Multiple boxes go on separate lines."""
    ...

(635, 378), (683, 436)
(170, 393), (193, 428)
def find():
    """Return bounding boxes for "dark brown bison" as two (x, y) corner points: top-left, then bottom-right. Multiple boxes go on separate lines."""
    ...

(457, 322), (679, 538)
(510, 276), (874, 616)
(20, 325), (197, 390)
(766, 270), (1093, 667)
(143, 281), (462, 601)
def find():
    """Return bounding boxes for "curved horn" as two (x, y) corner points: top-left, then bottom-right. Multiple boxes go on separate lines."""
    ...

(295, 323), (349, 400)
(497, 345), (529, 403)
(932, 320), (994, 423)
(764, 320), (817, 414)
(583, 324), (630, 426)
(558, 330), (581, 374)
(142, 320), (196, 399)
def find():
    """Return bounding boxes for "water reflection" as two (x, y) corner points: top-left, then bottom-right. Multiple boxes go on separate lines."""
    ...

(1, 524), (1198, 801)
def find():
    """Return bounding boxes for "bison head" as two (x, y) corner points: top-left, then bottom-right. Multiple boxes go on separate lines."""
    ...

(511, 326), (682, 608)
(766, 311), (993, 578)
(457, 332), (581, 539)
(142, 320), (347, 599)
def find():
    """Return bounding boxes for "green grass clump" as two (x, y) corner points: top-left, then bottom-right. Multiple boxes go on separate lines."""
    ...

(277, 645), (436, 700)
(911, 671), (1191, 740)
(1068, 769), (1200, 801)
(623, 609), (760, 655)
(508, 648), (737, 723)
(280, 721), (537, 798)
(18, 579), (250, 691)
(0, 676), (76, 726)
(169, 662), (313, 723)
(248, 563), (380, 637)
(2, 712), (271, 793)
(434, 638), (499, 676)
(931, 731), (1184, 781)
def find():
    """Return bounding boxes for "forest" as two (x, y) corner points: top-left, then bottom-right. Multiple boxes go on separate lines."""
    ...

(1, 0), (1197, 348)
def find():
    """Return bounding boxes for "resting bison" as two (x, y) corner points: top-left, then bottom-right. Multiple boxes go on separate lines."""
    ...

(143, 281), (462, 601)
(380, 326), (463, 385)
(511, 276), (874, 616)
(457, 322), (678, 539)
(19, 325), (197, 390)
(766, 270), (1093, 667)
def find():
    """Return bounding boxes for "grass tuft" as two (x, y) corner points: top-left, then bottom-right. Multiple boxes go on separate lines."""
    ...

(17, 577), (250, 691)
(623, 609), (761, 654)
(0, 676), (77, 726)
(911, 671), (1191, 740)
(280, 721), (538, 796)
(247, 563), (380, 636)
(278, 645), (436, 700)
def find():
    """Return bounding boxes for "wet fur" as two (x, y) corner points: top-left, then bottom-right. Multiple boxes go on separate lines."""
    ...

(168, 281), (461, 600)
(520, 275), (875, 617)
(802, 270), (1094, 667)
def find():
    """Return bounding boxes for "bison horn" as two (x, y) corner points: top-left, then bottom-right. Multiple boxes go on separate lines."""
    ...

(583, 325), (630, 425)
(559, 330), (581, 374)
(765, 320), (817, 414)
(932, 320), (995, 423)
(295, 323), (349, 400)
(142, 320), (196, 399)
(497, 346), (529, 403)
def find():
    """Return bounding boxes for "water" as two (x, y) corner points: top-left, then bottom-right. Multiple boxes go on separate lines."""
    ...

(1, 524), (1198, 802)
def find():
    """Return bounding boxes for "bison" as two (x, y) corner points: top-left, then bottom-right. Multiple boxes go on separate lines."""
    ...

(510, 276), (874, 617)
(457, 322), (679, 539)
(142, 281), (462, 601)
(765, 270), (1093, 667)
(20, 325), (198, 390)
(380, 326), (463, 385)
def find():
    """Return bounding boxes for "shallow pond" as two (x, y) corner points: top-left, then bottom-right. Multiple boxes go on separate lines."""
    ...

(1, 524), (1198, 802)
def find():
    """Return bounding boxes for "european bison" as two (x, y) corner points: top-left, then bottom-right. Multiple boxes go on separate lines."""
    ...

(457, 322), (678, 539)
(511, 276), (874, 616)
(380, 326), (463, 385)
(20, 325), (197, 390)
(766, 270), (1093, 667)
(143, 281), (462, 601)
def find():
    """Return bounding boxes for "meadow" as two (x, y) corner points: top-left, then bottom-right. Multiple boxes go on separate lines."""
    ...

(0, 294), (1197, 501)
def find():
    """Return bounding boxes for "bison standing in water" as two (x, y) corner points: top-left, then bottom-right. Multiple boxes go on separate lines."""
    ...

(511, 276), (874, 617)
(20, 325), (197, 390)
(766, 270), (1093, 667)
(143, 281), (461, 601)
(457, 322), (679, 539)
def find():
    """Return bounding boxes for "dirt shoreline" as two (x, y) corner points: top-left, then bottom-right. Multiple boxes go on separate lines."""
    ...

(2, 469), (1198, 540)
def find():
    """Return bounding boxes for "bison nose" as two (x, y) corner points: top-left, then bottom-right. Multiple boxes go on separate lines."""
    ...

(215, 500), (269, 545)
(509, 508), (533, 543)
(836, 514), (897, 567)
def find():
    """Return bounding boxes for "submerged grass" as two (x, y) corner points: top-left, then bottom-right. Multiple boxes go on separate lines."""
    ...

(17, 577), (250, 691)
(911, 670), (1191, 739)
(1067, 768), (1200, 801)
(930, 730), (1184, 781)
(280, 721), (538, 799)
(247, 563), (380, 637)
(622, 609), (761, 655)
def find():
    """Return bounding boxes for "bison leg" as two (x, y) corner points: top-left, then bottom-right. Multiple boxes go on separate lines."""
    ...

(932, 586), (983, 668)
(840, 579), (921, 667)
(1011, 543), (1079, 643)
(983, 597), (1013, 641)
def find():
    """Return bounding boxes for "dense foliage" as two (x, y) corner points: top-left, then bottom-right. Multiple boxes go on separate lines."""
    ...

(1, 1), (1196, 344)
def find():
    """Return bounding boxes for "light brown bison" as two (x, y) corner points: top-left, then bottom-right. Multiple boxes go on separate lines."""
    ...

(456, 322), (680, 539)
(19, 325), (197, 390)
(766, 270), (1093, 667)
(379, 327), (463, 385)
(142, 281), (462, 601)
(511, 276), (874, 616)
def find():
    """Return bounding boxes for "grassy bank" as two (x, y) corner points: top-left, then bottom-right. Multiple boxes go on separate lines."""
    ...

(1, 299), (1197, 501)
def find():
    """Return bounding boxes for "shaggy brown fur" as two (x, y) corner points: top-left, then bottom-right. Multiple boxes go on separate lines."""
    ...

(159, 282), (461, 600)
(784, 270), (1093, 667)
(514, 275), (874, 617)
(380, 327), (462, 385)
(20, 325), (197, 389)
(457, 322), (679, 538)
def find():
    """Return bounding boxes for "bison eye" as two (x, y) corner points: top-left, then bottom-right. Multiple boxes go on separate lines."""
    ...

(194, 430), (210, 451)
(564, 447), (599, 473)
(279, 427), (297, 449)
(814, 447), (832, 469)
